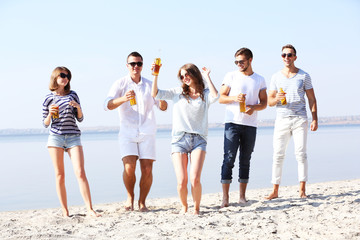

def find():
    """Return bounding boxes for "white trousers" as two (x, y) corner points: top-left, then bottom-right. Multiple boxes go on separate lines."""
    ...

(271, 117), (308, 185)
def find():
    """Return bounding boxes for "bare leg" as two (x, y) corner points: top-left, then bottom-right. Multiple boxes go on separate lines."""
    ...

(189, 150), (206, 215)
(122, 156), (138, 211)
(68, 146), (99, 217)
(300, 181), (307, 198)
(138, 159), (154, 212)
(266, 184), (279, 200)
(172, 153), (189, 214)
(221, 183), (230, 208)
(239, 182), (248, 204)
(48, 147), (68, 217)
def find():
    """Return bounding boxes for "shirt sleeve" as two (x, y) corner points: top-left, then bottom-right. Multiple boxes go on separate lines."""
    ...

(304, 73), (313, 90)
(155, 87), (180, 101)
(42, 94), (52, 128)
(260, 77), (267, 90)
(104, 80), (121, 111)
(221, 72), (232, 87)
(207, 89), (220, 104)
(71, 91), (84, 122)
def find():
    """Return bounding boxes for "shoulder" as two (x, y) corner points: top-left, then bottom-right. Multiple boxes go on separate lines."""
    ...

(298, 69), (310, 77)
(223, 70), (238, 84)
(252, 72), (265, 81)
(225, 70), (238, 78)
(141, 77), (152, 85)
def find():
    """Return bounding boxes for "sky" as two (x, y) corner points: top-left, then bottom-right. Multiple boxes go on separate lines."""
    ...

(1, 0), (359, 130)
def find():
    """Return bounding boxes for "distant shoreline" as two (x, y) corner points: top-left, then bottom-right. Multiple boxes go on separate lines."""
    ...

(1, 115), (359, 136)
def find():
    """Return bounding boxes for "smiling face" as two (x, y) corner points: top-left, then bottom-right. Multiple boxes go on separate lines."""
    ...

(180, 69), (192, 86)
(235, 54), (251, 72)
(126, 56), (143, 77)
(56, 71), (70, 88)
(282, 48), (297, 67)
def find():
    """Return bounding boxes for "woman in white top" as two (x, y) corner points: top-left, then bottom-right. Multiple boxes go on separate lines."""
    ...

(152, 63), (219, 214)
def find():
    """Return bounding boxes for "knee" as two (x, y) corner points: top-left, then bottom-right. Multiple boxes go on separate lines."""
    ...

(273, 153), (285, 163)
(178, 178), (188, 189)
(190, 176), (201, 188)
(55, 172), (65, 184)
(124, 164), (136, 176)
(141, 165), (153, 177)
(295, 153), (307, 163)
(222, 158), (235, 168)
(74, 169), (87, 181)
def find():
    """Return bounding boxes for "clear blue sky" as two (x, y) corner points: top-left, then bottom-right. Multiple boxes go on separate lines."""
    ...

(1, 0), (359, 129)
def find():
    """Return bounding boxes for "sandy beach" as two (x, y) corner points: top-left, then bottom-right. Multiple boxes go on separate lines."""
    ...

(1, 179), (359, 240)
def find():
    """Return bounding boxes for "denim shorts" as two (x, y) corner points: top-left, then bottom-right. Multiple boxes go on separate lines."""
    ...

(47, 134), (82, 151)
(171, 133), (207, 154)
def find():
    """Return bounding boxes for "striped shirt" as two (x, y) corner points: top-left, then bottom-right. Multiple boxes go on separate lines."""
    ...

(269, 69), (313, 118)
(42, 90), (83, 135)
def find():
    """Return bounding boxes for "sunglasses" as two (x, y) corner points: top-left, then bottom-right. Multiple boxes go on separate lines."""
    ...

(281, 53), (295, 58)
(234, 60), (247, 65)
(59, 73), (70, 79)
(128, 62), (143, 67)
(179, 73), (189, 80)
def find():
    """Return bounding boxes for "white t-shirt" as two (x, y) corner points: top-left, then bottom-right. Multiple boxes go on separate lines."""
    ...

(222, 71), (266, 127)
(269, 69), (313, 118)
(104, 75), (160, 137)
(156, 87), (219, 143)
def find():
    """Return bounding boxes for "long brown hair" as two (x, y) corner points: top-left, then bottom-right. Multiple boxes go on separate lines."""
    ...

(49, 66), (72, 94)
(177, 63), (205, 102)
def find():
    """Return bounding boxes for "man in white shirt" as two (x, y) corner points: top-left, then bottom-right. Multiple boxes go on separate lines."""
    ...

(104, 52), (167, 211)
(219, 48), (267, 207)
(266, 44), (318, 200)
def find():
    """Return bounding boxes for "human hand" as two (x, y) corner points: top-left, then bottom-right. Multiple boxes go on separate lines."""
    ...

(49, 104), (59, 116)
(245, 105), (255, 115)
(151, 62), (162, 71)
(310, 120), (318, 131)
(236, 93), (246, 103)
(159, 100), (168, 111)
(125, 90), (136, 101)
(276, 91), (286, 103)
(69, 100), (80, 109)
(201, 67), (211, 78)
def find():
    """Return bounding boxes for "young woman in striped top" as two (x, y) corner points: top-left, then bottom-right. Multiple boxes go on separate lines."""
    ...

(42, 66), (98, 217)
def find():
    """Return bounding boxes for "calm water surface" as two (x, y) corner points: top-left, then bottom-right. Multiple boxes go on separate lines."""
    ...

(0, 125), (359, 211)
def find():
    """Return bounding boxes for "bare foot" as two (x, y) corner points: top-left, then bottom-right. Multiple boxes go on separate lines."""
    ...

(139, 206), (149, 212)
(238, 198), (247, 204)
(193, 209), (200, 215)
(62, 209), (69, 217)
(300, 191), (307, 198)
(180, 205), (188, 214)
(221, 197), (229, 208)
(265, 192), (278, 200)
(88, 209), (100, 217)
(124, 205), (133, 211)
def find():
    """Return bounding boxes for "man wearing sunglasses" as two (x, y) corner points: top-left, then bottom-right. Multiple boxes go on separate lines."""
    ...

(266, 44), (318, 200)
(219, 48), (267, 207)
(104, 51), (167, 212)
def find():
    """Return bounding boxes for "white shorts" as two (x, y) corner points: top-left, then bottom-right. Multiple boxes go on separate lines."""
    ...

(119, 134), (156, 161)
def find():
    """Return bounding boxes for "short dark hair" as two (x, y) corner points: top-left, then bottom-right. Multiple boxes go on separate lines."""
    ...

(234, 48), (253, 60)
(127, 51), (143, 62)
(282, 44), (297, 55)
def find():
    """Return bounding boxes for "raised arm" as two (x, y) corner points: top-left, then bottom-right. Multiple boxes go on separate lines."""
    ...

(151, 75), (159, 98)
(201, 67), (218, 98)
